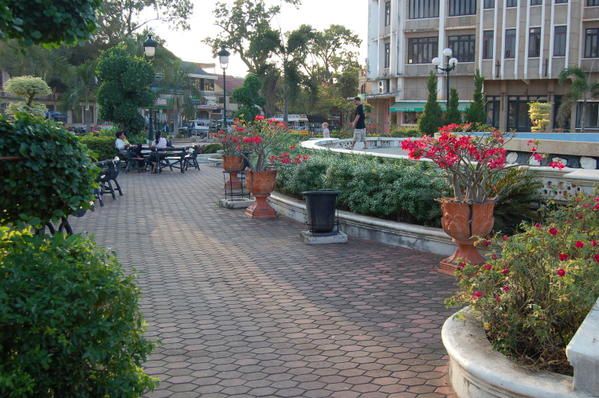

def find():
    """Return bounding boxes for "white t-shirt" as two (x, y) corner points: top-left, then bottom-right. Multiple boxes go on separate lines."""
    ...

(155, 137), (168, 149)
(115, 138), (127, 150)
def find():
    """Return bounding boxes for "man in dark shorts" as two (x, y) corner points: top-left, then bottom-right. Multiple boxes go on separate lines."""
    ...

(351, 97), (367, 149)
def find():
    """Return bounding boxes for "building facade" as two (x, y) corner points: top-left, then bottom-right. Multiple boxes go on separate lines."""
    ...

(367, 0), (599, 132)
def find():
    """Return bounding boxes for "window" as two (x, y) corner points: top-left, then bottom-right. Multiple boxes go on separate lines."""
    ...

(448, 34), (475, 62)
(507, 96), (546, 131)
(506, 0), (517, 6)
(483, 30), (494, 59)
(554, 26), (567, 56)
(385, 1), (391, 26)
(555, 0), (567, 3)
(448, 0), (476, 15)
(484, 0), (495, 8)
(588, 0), (599, 5)
(407, 37), (438, 64)
(530, 0), (541, 5)
(584, 28), (599, 58)
(486, 96), (500, 128)
(384, 42), (391, 68)
(528, 27), (541, 57)
(576, 102), (599, 128)
(408, 0), (439, 19)
(505, 29), (516, 58)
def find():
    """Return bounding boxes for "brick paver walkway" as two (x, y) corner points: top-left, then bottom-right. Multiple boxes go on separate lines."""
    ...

(72, 166), (457, 398)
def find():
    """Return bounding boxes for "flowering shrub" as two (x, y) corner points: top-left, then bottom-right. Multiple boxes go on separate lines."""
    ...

(529, 140), (566, 169)
(236, 115), (296, 172)
(402, 124), (507, 203)
(215, 129), (242, 156)
(447, 193), (599, 373)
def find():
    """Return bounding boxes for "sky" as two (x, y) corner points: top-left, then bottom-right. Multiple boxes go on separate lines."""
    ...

(149, 0), (368, 77)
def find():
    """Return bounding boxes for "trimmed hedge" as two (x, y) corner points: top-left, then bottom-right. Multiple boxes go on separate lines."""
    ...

(79, 135), (117, 160)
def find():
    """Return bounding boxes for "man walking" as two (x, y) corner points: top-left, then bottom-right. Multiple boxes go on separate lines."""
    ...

(351, 97), (367, 150)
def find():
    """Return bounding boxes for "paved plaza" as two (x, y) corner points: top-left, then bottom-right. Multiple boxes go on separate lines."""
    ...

(72, 165), (457, 398)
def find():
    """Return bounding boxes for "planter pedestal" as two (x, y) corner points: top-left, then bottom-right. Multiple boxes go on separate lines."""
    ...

(245, 170), (277, 219)
(245, 194), (276, 219)
(223, 156), (244, 190)
(225, 171), (242, 190)
(439, 239), (486, 275)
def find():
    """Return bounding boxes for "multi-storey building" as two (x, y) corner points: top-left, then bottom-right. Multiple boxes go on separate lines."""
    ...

(367, 0), (599, 132)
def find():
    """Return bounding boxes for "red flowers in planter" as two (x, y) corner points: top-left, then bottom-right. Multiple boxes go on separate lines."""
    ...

(243, 136), (263, 145)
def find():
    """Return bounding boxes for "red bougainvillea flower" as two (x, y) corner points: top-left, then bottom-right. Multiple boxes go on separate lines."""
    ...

(242, 136), (263, 144)
(591, 240), (597, 247)
(501, 268), (510, 275)
(481, 239), (491, 247)
(534, 223), (542, 229)
(549, 161), (566, 169)
(255, 115), (265, 121)
(472, 290), (483, 299)
(594, 253), (599, 263)
(267, 118), (277, 124)
(559, 253), (569, 261)
(276, 122), (287, 128)
(575, 241), (585, 248)
(457, 262), (466, 270)
(502, 285), (510, 293)
(502, 235), (510, 241)
(556, 268), (566, 277)
(483, 263), (493, 271)
(548, 227), (559, 236)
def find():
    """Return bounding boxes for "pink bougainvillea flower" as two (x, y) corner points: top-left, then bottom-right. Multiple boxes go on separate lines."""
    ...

(501, 268), (510, 275)
(556, 268), (566, 277)
(502, 235), (510, 241)
(575, 241), (585, 248)
(594, 253), (599, 263)
(548, 227), (559, 236)
(559, 253), (569, 261)
(534, 223), (542, 229)
(472, 290), (484, 299)
(549, 161), (566, 169)
(483, 263), (493, 271)
(502, 285), (510, 293)
(254, 115), (265, 121)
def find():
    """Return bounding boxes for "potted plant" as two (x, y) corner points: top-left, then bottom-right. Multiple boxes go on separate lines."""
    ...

(402, 124), (508, 273)
(240, 116), (294, 219)
(215, 128), (244, 189)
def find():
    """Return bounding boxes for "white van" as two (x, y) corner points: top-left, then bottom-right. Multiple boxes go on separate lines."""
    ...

(190, 120), (210, 138)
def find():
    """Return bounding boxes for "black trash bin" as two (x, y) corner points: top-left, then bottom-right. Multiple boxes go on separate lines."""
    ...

(302, 190), (340, 234)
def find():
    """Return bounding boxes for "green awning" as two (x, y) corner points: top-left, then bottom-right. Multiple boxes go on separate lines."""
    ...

(390, 101), (472, 113)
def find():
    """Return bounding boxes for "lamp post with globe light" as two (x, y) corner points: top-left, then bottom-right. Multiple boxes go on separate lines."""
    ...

(432, 48), (458, 108)
(144, 35), (158, 143)
(218, 47), (230, 132)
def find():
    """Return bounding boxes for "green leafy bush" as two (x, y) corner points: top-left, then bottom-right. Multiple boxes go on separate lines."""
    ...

(79, 135), (117, 160)
(388, 127), (420, 138)
(276, 152), (543, 229)
(0, 114), (97, 226)
(0, 228), (157, 397)
(202, 143), (222, 154)
(448, 194), (599, 374)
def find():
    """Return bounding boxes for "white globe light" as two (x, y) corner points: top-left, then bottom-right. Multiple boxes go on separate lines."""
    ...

(449, 57), (458, 66)
(432, 57), (441, 66)
(443, 48), (453, 57)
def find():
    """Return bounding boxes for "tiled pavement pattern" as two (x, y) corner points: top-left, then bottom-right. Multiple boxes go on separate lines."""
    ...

(72, 165), (457, 398)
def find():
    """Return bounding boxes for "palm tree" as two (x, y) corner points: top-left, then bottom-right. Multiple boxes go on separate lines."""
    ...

(558, 67), (599, 132)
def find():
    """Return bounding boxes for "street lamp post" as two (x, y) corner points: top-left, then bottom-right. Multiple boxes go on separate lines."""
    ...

(218, 47), (230, 132)
(144, 35), (158, 143)
(432, 48), (458, 108)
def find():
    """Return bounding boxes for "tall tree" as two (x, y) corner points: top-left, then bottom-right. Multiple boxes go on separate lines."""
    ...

(96, 46), (154, 134)
(465, 69), (486, 124)
(419, 72), (444, 135)
(232, 74), (266, 121)
(0, 0), (101, 45)
(558, 66), (599, 132)
(445, 88), (461, 124)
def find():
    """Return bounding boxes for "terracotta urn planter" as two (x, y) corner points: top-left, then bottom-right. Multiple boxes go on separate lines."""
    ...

(439, 199), (495, 275)
(222, 155), (244, 190)
(245, 169), (277, 219)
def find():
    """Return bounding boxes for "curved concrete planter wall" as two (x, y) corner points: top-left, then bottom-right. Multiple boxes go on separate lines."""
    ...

(442, 308), (593, 398)
(269, 192), (454, 257)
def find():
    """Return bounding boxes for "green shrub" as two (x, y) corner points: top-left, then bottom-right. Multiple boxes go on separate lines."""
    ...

(388, 127), (421, 138)
(202, 143), (223, 154)
(0, 114), (97, 227)
(448, 194), (599, 374)
(0, 228), (157, 397)
(79, 135), (117, 160)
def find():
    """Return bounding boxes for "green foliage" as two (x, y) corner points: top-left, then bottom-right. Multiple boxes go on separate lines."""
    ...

(445, 88), (461, 124)
(0, 114), (97, 227)
(465, 69), (486, 124)
(418, 72), (444, 135)
(557, 67), (599, 131)
(388, 127), (421, 138)
(232, 74), (265, 121)
(448, 194), (599, 374)
(96, 46), (154, 134)
(0, 228), (157, 397)
(487, 167), (542, 234)
(0, 0), (101, 45)
(202, 143), (223, 154)
(4, 76), (52, 116)
(79, 135), (117, 160)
